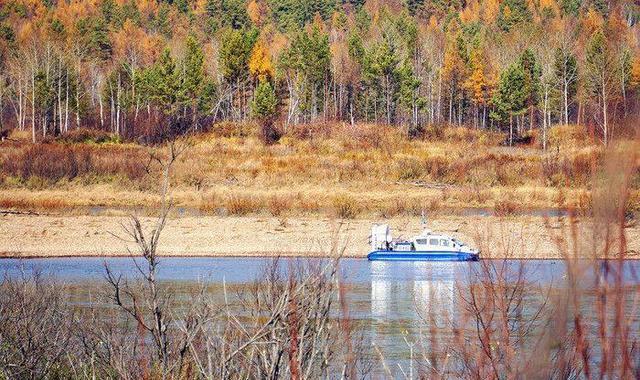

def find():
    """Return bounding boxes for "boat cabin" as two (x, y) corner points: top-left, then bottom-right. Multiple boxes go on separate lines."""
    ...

(412, 232), (462, 252)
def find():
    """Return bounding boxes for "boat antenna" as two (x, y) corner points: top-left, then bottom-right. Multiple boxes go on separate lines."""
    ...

(421, 209), (427, 229)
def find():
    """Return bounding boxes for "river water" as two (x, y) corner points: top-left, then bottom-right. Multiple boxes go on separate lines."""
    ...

(1, 257), (639, 376)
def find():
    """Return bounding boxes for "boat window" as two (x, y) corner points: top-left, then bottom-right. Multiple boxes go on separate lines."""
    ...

(440, 239), (449, 247)
(429, 238), (439, 246)
(415, 238), (428, 245)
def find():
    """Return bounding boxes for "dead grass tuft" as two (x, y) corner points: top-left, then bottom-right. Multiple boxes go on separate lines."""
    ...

(225, 194), (260, 216)
(267, 195), (292, 217)
(0, 196), (68, 210)
(493, 198), (520, 217)
(333, 195), (361, 219)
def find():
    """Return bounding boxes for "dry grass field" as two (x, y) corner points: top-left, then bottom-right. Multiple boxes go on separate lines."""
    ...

(1, 123), (637, 219)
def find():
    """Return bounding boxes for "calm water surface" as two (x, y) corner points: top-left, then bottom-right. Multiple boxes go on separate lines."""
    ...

(1, 257), (639, 375)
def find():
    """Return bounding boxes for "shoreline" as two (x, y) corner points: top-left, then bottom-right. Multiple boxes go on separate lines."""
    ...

(1, 212), (638, 260)
(2, 253), (638, 261)
(0, 203), (574, 218)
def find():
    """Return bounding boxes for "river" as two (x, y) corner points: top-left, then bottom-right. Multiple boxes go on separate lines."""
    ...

(1, 257), (639, 376)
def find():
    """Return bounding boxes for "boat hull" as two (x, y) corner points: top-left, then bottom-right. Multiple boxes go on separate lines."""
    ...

(367, 250), (479, 261)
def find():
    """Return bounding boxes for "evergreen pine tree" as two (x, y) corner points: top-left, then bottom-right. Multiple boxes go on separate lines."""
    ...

(497, 0), (532, 31)
(519, 49), (541, 130)
(149, 49), (181, 123)
(491, 62), (527, 144)
(251, 79), (279, 143)
(181, 35), (206, 128)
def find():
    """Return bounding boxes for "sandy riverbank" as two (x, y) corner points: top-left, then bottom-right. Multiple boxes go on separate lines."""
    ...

(1, 212), (638, 259)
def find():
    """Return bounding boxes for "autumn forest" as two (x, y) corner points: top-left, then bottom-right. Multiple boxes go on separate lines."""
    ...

(0, 0), (638, 145)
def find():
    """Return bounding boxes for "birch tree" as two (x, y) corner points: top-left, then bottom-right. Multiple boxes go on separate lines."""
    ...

(584, 29), (619, 145)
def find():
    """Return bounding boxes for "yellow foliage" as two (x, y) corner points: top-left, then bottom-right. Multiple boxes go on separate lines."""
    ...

(464, 50), (489, 105)
(441, 28), (466, 86)
(193, 0), (208, 16)
(503, 5), (512, 19)
(248, 39), (275, 82)
(631, 55), (640, 88)
(428, 16), (439, 31)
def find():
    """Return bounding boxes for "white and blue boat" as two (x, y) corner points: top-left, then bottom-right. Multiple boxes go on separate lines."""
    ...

(367, 223), (480, 261)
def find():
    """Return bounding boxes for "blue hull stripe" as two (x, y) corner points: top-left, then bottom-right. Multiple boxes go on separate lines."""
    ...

(367, 250), (479, 262)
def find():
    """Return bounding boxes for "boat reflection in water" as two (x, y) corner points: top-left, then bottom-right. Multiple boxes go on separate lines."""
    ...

(369, 261), (468, 363)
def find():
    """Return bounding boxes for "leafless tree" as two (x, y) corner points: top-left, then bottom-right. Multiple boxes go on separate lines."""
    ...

(0, 270), (74, 379)
(100, 139), (206, 380)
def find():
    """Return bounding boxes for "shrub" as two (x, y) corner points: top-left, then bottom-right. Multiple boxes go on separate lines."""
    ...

(571, 149), (597, 185)
(91, 147), (147, 181)
(377, 199), (407, 218)
(55, 129), (119, 144)
(199, 192), (222, 213)
(421, 124), (445, 140)
(225, 194), (259, 215)
(296, 195), (321, 214)
(425, 155), (448, 181)
(548, 124), (590, 149)
(1, 143), (146, 184)
(268, 195), (292, 216)
(395, 156), (425, 180)
(493, 198), (520, 216)
(338, 123), (405, 151)
(209, 121), (256, 138)
(2, 144), (89, 183)
(287, 122), (334, 140)
(333, 195), (360, 219)
(495, 161), (526, 187)
(0, 196), (67, 210)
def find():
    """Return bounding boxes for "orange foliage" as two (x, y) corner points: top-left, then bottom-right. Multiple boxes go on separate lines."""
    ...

(138, 0), (160, 19)
(248, 0), (270, 27)
(583, 8), (604, 34)
(112, 20), (164, 66)
(311, 13), (325, 31)
(16, 20), (35, 44)
(460, 0), (480, 24)
(482, 0), (501, 23)
(538, 0), (559, 19)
